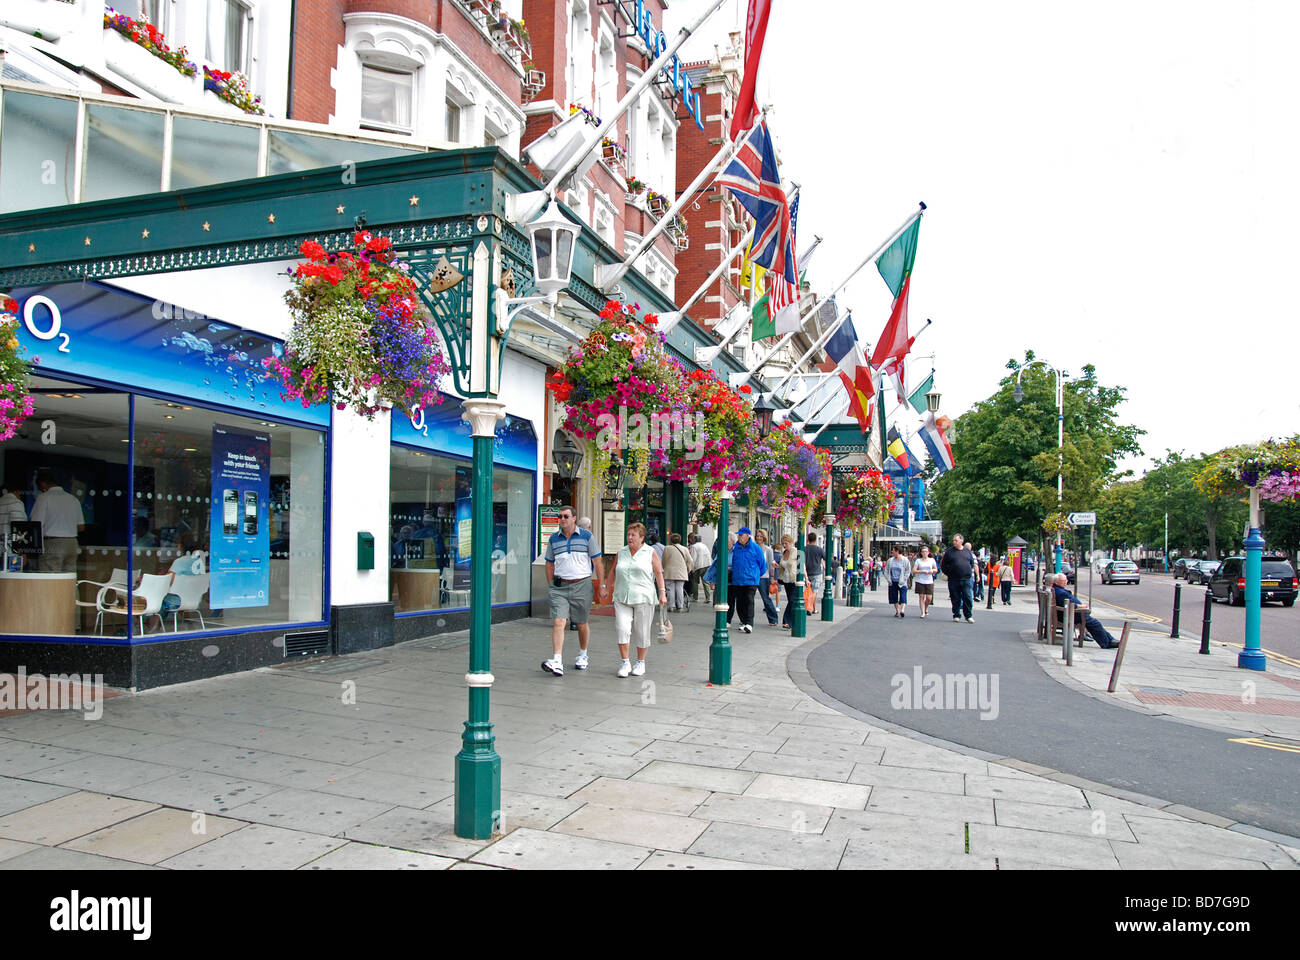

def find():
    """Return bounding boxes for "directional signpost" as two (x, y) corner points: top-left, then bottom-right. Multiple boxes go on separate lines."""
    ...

(1069, 512), (1097, 608)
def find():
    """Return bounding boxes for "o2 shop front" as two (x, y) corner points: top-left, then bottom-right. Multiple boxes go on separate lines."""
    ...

(0, 281), (330, 688)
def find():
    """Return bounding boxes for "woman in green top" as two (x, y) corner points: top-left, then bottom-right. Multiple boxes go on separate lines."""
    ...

(609, 522), (667, 678)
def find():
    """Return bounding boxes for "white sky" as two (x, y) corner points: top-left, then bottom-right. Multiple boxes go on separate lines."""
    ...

(665, 0), (1300, 476)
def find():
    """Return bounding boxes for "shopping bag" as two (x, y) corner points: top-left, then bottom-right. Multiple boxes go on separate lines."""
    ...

(804, 583), (816, 613)
(657, 604), (673, 643)
(769, 579), (779, 597)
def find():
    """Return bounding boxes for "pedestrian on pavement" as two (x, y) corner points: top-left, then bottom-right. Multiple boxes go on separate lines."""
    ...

(1051, 573), (1119, 648)
(754, 529), (780, 627)
(886, 544), (911, 617)
(689, 534), (712, 603)
(662, 532), (693, 613)
(542, 506), (606, 676)
(969, 543), (984, 602)
(726, 527), (766, 633)
(912, 544), (938, 617)
(777, 534), (802, 629)
(609, 522), (667, 677)
(805, 532), (826, 595)
(986, 557), (998, 610)
(999, 557), (1016, 604)
(940, 534), (975, 622)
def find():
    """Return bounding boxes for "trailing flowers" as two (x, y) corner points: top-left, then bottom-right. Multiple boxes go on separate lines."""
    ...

(0, 298), (36, 443)
(739, 422), (832, 525)
(1196, 438), (1300, 504)
(203, 66), (265, 115)
(835, 467), (896, 529)
(266, 233), (451, 419)
(103, 8), (197, 76)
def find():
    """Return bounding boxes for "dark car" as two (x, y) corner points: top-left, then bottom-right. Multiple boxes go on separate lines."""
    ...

(1208, 556), (1297, 607)
(1173, 558), (1197, 580)
(1187, 560), (1220, 585)
(1103, 560), (1140, 585)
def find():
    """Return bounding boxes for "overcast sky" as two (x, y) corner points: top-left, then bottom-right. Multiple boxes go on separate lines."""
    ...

(665, 0), (1299, 478)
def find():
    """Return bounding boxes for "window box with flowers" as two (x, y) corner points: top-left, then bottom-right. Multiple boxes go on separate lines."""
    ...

(645, 190), (669, 218)
(600, 137), (626, 169)
(203, 66), (265, 116)
(624, 177), (646, 197)
(102, 7), (201, 102)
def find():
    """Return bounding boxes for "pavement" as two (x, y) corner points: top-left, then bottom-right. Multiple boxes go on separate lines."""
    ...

(0, 589), (1297, 870)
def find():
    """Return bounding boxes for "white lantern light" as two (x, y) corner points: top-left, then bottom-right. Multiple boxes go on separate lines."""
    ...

(527, 198), (580, 302)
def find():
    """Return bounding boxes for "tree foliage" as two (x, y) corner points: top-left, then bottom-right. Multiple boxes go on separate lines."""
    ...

(928, 353), (1143, 553)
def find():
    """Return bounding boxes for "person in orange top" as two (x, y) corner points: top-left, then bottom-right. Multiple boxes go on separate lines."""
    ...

(986, 556), (1000, 610)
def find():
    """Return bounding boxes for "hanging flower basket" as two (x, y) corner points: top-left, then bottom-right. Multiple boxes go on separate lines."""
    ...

(739, 423), (832, 526)
(0, 299), (36, 443)
(547, 301), (685, 491)
(653, 368), (754, 501)
(624, 177), (646, 196)
(1197, 438), (1300, 503)
(265, 233), (451, 419)
(1042, 511), (1072, 537)
(646, 190), (669, 217)
(836, 467), (896, 528)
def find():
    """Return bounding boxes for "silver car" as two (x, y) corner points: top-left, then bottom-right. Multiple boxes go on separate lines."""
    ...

(1103, 560), (1140, 585)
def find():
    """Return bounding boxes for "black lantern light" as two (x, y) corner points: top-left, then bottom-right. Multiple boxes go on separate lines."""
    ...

(553, 429), (583, 481)
(753, 393), (777, 438)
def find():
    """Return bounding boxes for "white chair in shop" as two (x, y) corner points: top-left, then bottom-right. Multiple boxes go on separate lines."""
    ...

(76, 567), (139, 635)
(168, 573), (210, 632)
(98, 571), (173, 635)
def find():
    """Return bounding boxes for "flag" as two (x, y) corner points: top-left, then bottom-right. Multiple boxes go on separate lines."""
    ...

(869, 215), (921, 370)
(822, 315), (859, 375)
(729, 0), (773, 142)
(770, 194), (802, 333)
(717, 121), (795, 278)
(838, 354), (875, 435)
(920, 412), (956, 474)
(880, 350), (910, 401)
(751, 292), (774, 340)
(886, 426), (911, 472)
(907, 371), (934, 414)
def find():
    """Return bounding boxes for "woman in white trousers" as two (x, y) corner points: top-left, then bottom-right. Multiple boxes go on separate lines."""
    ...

(609, 522), (667, 678)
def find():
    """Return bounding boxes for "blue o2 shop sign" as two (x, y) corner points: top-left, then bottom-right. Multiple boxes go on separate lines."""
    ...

(8, 282), (328, 428)
(633, 0), (704, 131)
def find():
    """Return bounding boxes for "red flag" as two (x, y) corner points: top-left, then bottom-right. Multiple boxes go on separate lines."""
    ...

(839, 365), (876, 435)
(729, 0), (772, 141)
(869, 275), (912, 369)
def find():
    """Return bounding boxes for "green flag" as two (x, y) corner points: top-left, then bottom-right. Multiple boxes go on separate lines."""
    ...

(751, 294), (774, 340)
(876, 218), (920, 299)
(907, 372), (934, 414)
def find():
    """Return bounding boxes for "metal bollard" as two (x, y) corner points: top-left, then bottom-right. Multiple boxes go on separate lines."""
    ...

(1200, 589), (1212, 654)
(1063, 601), (1074, 665)
(1170, 583), (1181, 638)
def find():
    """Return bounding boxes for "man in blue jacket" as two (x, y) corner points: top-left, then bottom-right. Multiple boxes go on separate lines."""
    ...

(726, 527), (766, 634)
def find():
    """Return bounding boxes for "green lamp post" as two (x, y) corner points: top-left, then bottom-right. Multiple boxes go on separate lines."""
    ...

(440, 198), (580, 839)
(709, 488), (733, 685)
(822, 471), (835, 622)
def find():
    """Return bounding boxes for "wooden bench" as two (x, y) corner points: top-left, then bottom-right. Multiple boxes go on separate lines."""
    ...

(1038, 589), (1085, 646)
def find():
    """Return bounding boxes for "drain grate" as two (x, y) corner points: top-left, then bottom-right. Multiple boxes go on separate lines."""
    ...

(283, 630), (330, 658)
(294, 656), (391, 675)
(1136, 686), (1186, 696)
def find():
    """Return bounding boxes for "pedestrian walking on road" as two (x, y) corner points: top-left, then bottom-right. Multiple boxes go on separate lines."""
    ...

(726, 527), (766, 633)
(609, 522), (667, 677)
(986, 557), (998, 610)
(912, 545), (937, 617)
(886, 545), (911, 617)
(542, 506), (606, 676)
(940, 534), (975, 622)
(805, 532), (826, 595)
(968, 543), (984, 602)
(662, 532), (692, 613)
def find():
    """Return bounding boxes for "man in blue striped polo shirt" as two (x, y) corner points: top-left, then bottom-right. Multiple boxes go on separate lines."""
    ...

(542, 505), (607, 676)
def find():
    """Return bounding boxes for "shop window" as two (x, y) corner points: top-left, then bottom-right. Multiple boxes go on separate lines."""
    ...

(445, 98), (463, 144)
(360, 64), (415, 135)
(389, 447), (533, 613)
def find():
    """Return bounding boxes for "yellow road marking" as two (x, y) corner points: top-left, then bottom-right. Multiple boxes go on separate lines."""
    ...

(1088, 598), (1162, 622)
(1228, 737), (1300, 754)
(1216, 643), (1300, 669)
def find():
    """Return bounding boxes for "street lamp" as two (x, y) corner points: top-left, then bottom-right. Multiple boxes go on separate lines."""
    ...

(753, 393), (777, 438)
(926, 388), (941, 414)
(1013, 360), (1068, 574)
(553, 429), (583, 481)
(453, 195), (580, 841)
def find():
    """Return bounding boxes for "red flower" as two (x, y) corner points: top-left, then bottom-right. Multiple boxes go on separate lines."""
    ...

(299, 240), (326, 261)
(366, 235), (393, 253)
(1, 297), (16, 314)
(738, 385), (752, 394)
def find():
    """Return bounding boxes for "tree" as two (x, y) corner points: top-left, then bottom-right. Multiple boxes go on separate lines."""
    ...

(929, 353), (1144, 553)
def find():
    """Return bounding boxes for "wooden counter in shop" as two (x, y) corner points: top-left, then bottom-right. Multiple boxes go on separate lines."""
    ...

(0, 572), (77, 635)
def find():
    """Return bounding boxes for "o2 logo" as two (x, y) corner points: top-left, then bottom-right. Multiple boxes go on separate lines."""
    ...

(22, 296), (71, 354)
(410, 405), (429, 437)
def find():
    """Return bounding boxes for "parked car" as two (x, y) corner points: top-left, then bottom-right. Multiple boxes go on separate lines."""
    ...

(1102, 560), (1140, 585)
(1207, 556), (1297, 607)
(1187, 560), (1220, 585)
(1173, 558), (1197, 580)
(1095, 559), (1115, 579)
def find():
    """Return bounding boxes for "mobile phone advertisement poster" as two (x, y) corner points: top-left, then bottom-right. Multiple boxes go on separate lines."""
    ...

(209, 424), (271, 608)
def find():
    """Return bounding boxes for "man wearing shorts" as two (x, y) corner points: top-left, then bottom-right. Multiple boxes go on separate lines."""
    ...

(886, 545), (911, 618)
(912, 544), (938, 618)
(542, 506), (606, 677)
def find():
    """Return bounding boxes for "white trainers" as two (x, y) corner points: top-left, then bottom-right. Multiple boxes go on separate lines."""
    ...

(741, 624), (752, 634)
(541, 657), (564, 677)
(631, 660), (646, 677)
(574, 652), (589, 670)
(617, 659), (632, 678)
(965, 616), (975, 623)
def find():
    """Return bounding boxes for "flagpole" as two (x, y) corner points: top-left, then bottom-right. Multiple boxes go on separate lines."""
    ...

(658, 226), (756, 332)
(735, 203), (926, 386)
(785, 373), (842, 421)
(805, 398), (851, 443)
(801, 377), (850, 426)
(596, 111), (766, 293)
(767, 307), (850, 397)
(795, 235), (824, 272)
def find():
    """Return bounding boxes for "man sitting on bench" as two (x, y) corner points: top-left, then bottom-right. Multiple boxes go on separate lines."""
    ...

(1051, 573), (1119, 649)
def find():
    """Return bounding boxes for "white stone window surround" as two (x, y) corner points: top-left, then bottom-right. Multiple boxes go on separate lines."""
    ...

(623, 65), (677, 198)
(592, 189), (618, 246)
(566, 0), (595, 109)
(338, 12), (525, 153)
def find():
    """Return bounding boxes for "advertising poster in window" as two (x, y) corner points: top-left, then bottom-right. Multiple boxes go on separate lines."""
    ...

(454, 465), (472, 591)
(210, 424), (271, 608)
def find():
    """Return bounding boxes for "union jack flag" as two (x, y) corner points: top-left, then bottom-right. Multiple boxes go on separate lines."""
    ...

(717, 121), (796, 279)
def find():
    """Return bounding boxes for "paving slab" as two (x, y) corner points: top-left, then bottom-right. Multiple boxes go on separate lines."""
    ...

(866, 785), (996, 825)
(679, 728), (790, 754)
(1122, 814), (1298, 867)
(1109, 841), (1272, 871)
(341, 806), (488, 860)
(160, 824), (345, 869)
(551, 802), (708, 852)
(846, 762), (967, 795)
(629, 760), (757, 795)
(693, 792), (833, 833)
(778, 738), (886, 766)
(499, 762), (601, 799)
(994, 798), (1138, 843)
(636, 850), (781, 870)
(220, 787), (395, 835)
(840, 840), (996, 870)
(0, 739), (92, 777)
(738, 751), (855, 783)
(116, 770), (283, 814)
(472, 827), (652, 870)
(0, 776), (77, 816)
(742, 773), (871, 810)
(0, 791), (158, 845)
(633, 740), (752, 769)
(62, 807), (246, 864)
(964, 773), (1088, 808)
(686, 820), (847, 870)
(966, 823), (1122, 869)
(569, 777), (709, 816)
(0, 845), (161, 870)
(0, 838), (38, 863)
(316, 769), (455, 809)
(299, 842), (457, 870)
(424, 790), (582, 832)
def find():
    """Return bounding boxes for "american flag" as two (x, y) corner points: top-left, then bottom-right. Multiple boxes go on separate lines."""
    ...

(768, 193), (800, 321)
(717, 121), (796, 280)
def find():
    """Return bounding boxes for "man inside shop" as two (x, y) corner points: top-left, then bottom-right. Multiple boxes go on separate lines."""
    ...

(29, 469), (85, 572)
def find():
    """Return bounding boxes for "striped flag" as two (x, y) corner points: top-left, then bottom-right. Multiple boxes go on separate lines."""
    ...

(770, 194), (801, 334)
(920, 412), (956, 473)
(822, 314), (858, 375)
(869, 217), (921, 370)
(717, 121), (795, 279)
(839, 349), (876, 435)
(886, 426), (911, 472)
